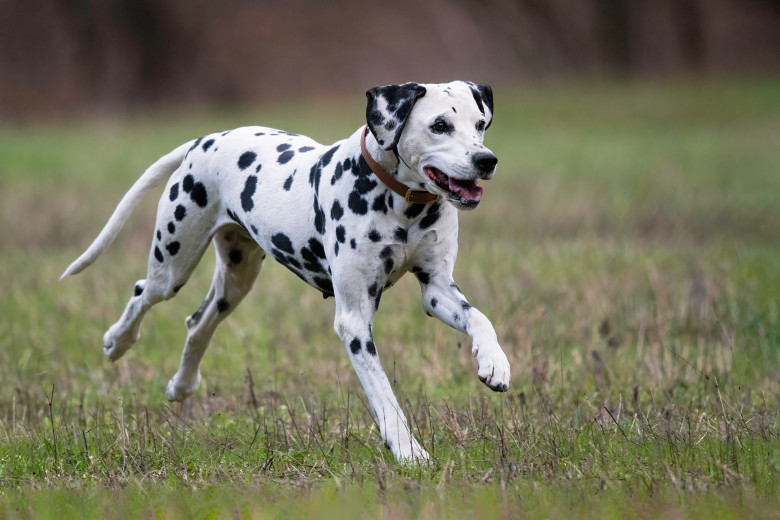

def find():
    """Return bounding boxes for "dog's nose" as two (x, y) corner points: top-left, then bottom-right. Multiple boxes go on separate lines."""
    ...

(473, 152), (498, 176)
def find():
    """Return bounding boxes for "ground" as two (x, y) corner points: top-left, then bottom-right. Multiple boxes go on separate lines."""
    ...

(0, 78), (778, 519)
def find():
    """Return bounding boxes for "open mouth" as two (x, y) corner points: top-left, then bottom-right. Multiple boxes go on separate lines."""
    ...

(423, 166), (483, 204)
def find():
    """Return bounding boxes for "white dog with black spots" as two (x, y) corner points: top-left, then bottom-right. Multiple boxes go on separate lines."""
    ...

(62, 81), (511, 463)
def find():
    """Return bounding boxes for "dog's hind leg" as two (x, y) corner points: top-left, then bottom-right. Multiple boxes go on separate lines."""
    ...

(166, 226), (265, 401)
(102, 182), (216, 362)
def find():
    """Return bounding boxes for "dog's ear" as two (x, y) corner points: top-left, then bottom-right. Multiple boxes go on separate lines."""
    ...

(466, 82), (494, 129)
(365, 82), (427, 151)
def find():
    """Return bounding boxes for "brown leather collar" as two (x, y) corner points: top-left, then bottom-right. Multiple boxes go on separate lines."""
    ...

(360, 125), (441, 205)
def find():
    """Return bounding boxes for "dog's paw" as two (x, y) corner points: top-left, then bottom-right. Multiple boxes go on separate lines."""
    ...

(391, 438), (430, 465)
(102, 327), (137, 362)
(473, 343), (510, 392)
(165, 372), (201, 402)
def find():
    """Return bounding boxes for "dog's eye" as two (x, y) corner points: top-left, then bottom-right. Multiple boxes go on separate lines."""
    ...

(476, 120), (486, 132)
(432, 121), (448, 133)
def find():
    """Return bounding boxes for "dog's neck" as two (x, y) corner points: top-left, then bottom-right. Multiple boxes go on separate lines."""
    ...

(362, 131), (399, 173)
(362, 130), (425, 189)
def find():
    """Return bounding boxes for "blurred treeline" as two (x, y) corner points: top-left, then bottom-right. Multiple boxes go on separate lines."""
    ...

(1, 0), (779, 119)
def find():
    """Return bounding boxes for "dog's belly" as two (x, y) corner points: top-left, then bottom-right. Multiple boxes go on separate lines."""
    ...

(203, 126), (337, 296)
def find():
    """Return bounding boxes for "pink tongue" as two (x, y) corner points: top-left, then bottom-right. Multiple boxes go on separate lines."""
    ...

(448, 178), (483, 201)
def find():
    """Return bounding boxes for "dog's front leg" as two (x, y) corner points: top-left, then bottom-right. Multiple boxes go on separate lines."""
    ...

(332, 280), (429, 463)
(420, 275), (510, 392)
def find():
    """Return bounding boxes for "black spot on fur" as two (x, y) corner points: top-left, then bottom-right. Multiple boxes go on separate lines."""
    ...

(217, 298), (230, 313)
(372, 194), (388, 214)
(187, 137), (203, 157)
(331, 162), (343, 186)
(357, 156), (372, 177)
(308, 238), (326, 259)
(394, 227), (407, 242)
(190, 182), (208, 208)
(330, 200), (344, 221)
(229, 249), (243, 265)
(202, 139), (215, 152)
(313, 277), (333, 296)
(334, 242), (339, 256)
(350, 238), (357, 249)
(349, 338), (362, 354)
(226, 209), (249, 233)
(355, 176), (377, 194)
(168, 222), (176, 234)
(169, 183), (179, 201)
(277, 143), (291, 152)
(154, 247), (164, 263)
(368, 109), (385, 128)
(284, 254), (301, 269)
(182, 174), (194, 193)
(380, 246), (394, 274)
(321, 145), (339, 167)
(368, 282), (382, 311)
(365, 340), (377, 355)
(255, 163), (262, 173)
(430, 298), (438, 308)
(368, 230), (381, 242)
(404, 203), (425, 219)
(278, 151), (295, 164)
(301, 246), (324, 273)
(241, 175), (257, 212)
(166, 241), (180, 256)
(309, 163), (322, 193)
(238, 151), (257, 170)
(271, 233), (294, 254)
(414, 270), (431, 285)
(190, 300), (207, 325)
(471, 90), (485, 116)
(313, 198), (326, 234)
(299, 146), (315, 153)
(461, 301), (472, 310)
(156, 229), (162, 241)
(283, 174), (294, 191)
(336, 225), (346, 243)
(419, 203), (441, 229)
(451, 282), (462, 293)
(134, 284), (144, 297)
(174, 205), (186, 221)
(348, 191), (368, 215)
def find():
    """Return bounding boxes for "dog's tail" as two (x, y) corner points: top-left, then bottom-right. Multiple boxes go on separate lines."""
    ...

(60, 140), (195, 279)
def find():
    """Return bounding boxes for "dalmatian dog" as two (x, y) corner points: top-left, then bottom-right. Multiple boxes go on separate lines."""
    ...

(61, 81), (511, 463)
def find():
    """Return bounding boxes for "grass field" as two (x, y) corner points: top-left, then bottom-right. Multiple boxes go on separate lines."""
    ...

(1, 78), (779, 518)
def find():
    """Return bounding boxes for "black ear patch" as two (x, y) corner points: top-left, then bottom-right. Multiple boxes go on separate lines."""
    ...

(466, 82), (494, 129)
(365, 83), (427, 151)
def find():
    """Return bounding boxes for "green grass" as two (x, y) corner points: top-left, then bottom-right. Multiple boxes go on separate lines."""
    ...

(0, 77), (779, 518)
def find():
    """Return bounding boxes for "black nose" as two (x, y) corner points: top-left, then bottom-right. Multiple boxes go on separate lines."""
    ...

(473, 152), (498, 174)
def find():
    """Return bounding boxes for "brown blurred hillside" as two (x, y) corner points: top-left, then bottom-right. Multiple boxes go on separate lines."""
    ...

(1, 0), (779, 119)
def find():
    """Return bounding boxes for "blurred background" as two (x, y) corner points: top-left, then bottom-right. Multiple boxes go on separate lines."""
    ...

(1, 2), (780, 500)
(2, 0), (779, 119)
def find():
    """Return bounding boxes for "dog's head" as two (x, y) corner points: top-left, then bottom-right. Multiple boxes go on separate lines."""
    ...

(366, 81), (496, 210)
